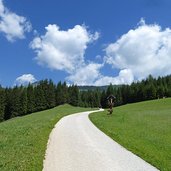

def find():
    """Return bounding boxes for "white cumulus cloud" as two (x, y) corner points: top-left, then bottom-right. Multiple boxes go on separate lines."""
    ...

(30, 24), (99, 73)
(94, 69), (134, 86)
(30, 19), (171, 86)
(30, 23), (135, 86)
(105, 18), (171, 81)
(15, 74), (37, 85)
(0, 0), (32, 42)
(67, 63), (103, 85)
(67, 64), (134, 86)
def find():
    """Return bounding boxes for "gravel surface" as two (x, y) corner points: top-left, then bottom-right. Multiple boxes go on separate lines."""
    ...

(43, 110), (159, 171)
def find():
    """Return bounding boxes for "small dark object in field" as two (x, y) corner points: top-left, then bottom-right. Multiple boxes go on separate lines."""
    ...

(107, 95), (116, 101)
(107, 108), (113, 115)
(107, 95), (116, 115)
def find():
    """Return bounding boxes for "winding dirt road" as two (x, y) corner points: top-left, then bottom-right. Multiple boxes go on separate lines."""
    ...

(43, 110), (159, 171)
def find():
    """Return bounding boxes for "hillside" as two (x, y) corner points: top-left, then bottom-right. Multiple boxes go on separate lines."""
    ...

(89, 98), (171, 171)
(78, 85), (120, 91)
(0, 104), (94, 171)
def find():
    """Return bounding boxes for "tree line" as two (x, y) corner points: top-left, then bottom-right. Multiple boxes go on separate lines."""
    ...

(0, 75), (171, 122)
(101, 75), (171, 108)
(0, 80), (80, 122)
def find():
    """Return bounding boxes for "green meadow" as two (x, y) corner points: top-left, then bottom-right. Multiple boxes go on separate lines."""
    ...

(90, 98), (171, 171)
(0, 104), (93, 171)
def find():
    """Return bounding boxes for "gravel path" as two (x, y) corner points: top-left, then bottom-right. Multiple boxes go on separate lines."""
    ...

(43, 110), (159, 171)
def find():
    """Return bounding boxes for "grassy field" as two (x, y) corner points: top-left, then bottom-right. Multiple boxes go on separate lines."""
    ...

(0, 104), (94, 171)
(89, 98), (171, 171)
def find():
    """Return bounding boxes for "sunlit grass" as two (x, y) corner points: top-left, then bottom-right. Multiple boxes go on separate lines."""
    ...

(90, 98), (171, 171)
(0, 104), (93, 171)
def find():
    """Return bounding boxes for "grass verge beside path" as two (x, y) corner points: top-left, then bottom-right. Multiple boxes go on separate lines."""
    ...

(89, 98), (171, 171)
(0, 104), (94, 171)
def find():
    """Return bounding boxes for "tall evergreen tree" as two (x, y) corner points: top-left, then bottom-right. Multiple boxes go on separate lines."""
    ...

(100, 90), (107, 108)
(27, 84), (35, 113)
(47, 79), (56, 108)
(10, 86), (21, 118)
(56, 82), (69, 105)
(68, 85), (79, 106)
(94, 88), (101, 107)
(34, 84), (46, 111)
(4, 88), (13, 120)
(106, 84), (114, 97)
(0, 86), (5, 121)
(115, 88), (123, 106)
(19, 87), (28, 116)
(41, 79), (56, 109)
(62, 82), (69, 104)
(56, 81), (63, 105)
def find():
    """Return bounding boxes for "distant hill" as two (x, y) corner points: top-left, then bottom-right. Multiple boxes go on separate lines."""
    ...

(31, 80), (120, 92)
(78, 85), (120, 91)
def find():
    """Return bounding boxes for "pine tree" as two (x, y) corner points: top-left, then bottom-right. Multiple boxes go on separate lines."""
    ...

(62, 82), (69, 104)
(27, 84), (35, 113)
(0, 86), (5, 121)
(68, 85), (79, 106)
(121, 85), (130, 104)
(106, 84), (114, 97)
(94, 89), (101, 107)
(79, 91), (90, 107)
(148, 84), (156, 99)
(100, 90), (107, 108)
(10, 86), (21, 118)
(47, 79), (56, 108)
(19, 87), (28, 116)
(34, 84), (46, 111)
(4, 88), (12, 120)
(56, 81), (63, 105)
(116, 88), (123, 106)
(41, 79), (56, 109)
(56, 82), (69, 105)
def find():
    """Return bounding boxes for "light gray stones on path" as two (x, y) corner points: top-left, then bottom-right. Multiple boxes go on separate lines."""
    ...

(43, 110), (159, 171)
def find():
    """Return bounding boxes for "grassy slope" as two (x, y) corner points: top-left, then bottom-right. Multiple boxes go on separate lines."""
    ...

(89, 98), (171, 171)
(0, 104), (93, 171)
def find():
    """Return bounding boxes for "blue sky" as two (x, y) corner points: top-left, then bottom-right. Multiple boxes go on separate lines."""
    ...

(1, 0), (171, 86)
